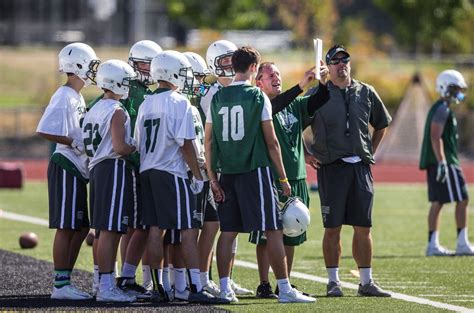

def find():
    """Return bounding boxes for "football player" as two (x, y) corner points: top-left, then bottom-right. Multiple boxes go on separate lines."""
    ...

(201, 40), (254, 296)
(36, 42), (99, 300)
(134, 50), (227, 304)
(82, 59), (137, 302)
(205, 46), (316, 303)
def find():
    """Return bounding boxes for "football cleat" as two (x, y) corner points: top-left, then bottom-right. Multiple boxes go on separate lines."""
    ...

(256, 282), (278, 299)
(326, 281), (343, 297)
(230, 280), (254, 295)
(456, 243), (474, 256)
(174, 287), (190, 301)
(203, 280), (220, 297)
(278, 288), (316, 303)
(357, 281), (391, 297)
(188, 290), (230, 304)
(96, 286), (136, 302)
(426, 245), (455, 256)
(218, 289), (239, 303)
(117, 277), (152, 299)
(51, 285), (92, 300)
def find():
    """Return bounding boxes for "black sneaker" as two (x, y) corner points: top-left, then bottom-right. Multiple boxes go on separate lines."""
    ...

(188, 290), (230, 304)
(116, 277), (152, 299)
(151, 284), (170, 303)
(358, 280), (391, 297)
(256, 282), (278, 299)
(275, 284), (311, 297)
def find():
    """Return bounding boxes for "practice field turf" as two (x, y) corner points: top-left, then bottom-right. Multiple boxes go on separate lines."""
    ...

(1, 181), (473, 312)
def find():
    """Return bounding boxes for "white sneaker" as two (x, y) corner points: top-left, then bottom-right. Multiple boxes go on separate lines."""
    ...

(230, 279), (254, 295)
(51, 285), (92, 300)
(96, 286), (136, 302)
(203, 280), (220, 297)
(278, 288), (316, 303)
(456, 243), (474, 256)
(219, 289), (238, 303)
(426, 245), (454, 256)
(174, 287), (190, 301)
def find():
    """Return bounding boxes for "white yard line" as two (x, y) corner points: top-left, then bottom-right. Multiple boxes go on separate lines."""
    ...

(1, 209), (472, 312)
(0, 209), (48, 226)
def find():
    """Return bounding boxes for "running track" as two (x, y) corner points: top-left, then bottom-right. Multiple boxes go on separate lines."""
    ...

(1, 159), (473, 183)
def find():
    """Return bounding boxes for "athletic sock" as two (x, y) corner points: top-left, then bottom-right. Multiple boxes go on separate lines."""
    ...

(151, 268), (163, 290)
(457, 228), (469, 246)
(326, 267), (340, 283)
(277, 278), (292, 294)
(429, 230), (440, 247)
(169, 264), (175, 286)
(162, 267), (171, 291)
(99, 272), (113, 292)
(121, 262), (137, 281)
(359, 267), (372, 286)
(175, 268), (187, 292)
(200, 271), (210, 286)
(142, 265), (151, 287)
(189, 268), (203, 292)
(220, 277), (231, 293)
(54, 269), (71, 288)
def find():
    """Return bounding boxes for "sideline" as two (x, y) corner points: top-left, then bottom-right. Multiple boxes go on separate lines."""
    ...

(1, 209), (472, 313)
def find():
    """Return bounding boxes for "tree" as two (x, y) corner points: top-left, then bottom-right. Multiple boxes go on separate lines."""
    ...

(374, 0), (473, 54)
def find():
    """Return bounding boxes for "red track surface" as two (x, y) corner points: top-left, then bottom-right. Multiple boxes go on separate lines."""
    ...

(1, 159), (473, 183)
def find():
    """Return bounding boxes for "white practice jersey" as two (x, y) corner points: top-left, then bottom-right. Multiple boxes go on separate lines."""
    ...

(135, 89), (196, 178)
(36, 86), (89, 179)
(190, 105), (207, 181)
(82, 99), (132, 170)
(199, 82), (222, 123)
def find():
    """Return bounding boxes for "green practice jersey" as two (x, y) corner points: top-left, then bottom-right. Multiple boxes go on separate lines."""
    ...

(210, 83), (272, 174)
(420, 99), (459, 169)
(273, 96), (310, 180)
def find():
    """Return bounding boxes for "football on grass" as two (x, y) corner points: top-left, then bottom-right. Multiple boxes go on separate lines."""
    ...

(19, 232), (38, 249)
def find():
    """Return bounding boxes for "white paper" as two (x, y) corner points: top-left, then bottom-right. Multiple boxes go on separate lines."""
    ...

(314, 38), (323, 80)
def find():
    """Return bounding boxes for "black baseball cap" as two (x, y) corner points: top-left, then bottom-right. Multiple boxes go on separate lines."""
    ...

(326, 45), (350, 64)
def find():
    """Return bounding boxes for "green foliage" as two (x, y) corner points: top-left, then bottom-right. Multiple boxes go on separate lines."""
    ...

(374, 0), (473, 53)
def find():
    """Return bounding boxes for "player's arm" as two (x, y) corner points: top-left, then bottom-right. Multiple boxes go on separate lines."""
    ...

(36, 132), (84, 155)
(205, 122), (225, 202)
(306, 62), (330, 115)
(430, 106), (449, 163)
(303, 140), (320, 169)
(111, 109), (135, 156)
(181, 139), (203, 181)
(272, 66), (316, 115)
(261, 120), (291, 196)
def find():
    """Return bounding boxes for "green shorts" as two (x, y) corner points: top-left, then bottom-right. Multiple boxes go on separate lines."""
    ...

(248, 179), (309, 247)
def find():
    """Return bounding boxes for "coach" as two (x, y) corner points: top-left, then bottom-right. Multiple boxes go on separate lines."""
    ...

(307, 45), (391, 297)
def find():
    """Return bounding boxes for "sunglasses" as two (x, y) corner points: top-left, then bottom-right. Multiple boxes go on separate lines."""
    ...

(328, 56), (350, 65)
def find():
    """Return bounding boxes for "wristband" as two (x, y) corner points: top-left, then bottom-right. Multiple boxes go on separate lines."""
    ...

(279, 177), (288, 183)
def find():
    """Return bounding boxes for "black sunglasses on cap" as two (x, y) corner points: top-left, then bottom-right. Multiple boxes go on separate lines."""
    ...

(328, 56), (350, 65)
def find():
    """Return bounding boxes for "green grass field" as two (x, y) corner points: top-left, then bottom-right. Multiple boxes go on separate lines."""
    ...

(1, 181), (473, 312)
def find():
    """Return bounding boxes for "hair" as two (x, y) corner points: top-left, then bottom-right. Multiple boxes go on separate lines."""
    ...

(256, 62), (275, 81)
(231, 46), (261, 74)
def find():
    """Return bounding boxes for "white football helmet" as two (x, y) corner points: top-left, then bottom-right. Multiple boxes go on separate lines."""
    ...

(128, 40), (163, 85)
(183, 52), (211, 96)
(436, 69), (467, 101)
(206, 40), (237, 77)
(280, 197), (311, 237)
(58, 42), (100, 86)
(96, 59), (137, 100)
(151, 50), (194, 93)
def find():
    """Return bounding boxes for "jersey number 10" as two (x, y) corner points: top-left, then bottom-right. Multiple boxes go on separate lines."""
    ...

(218, 105), (245, 141)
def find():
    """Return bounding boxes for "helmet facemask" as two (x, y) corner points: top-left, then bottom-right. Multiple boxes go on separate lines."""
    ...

(179, 66), (195, 95)
(129, 58), (154, 85)
(213, 53), (235, 77)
